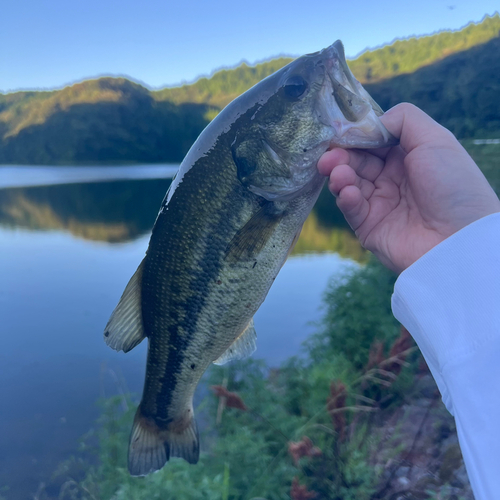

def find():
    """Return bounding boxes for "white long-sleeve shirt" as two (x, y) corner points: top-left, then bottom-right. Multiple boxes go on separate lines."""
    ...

(391, 212), (500, 500)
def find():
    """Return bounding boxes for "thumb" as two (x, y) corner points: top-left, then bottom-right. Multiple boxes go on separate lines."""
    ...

(380, 103), (455, 155)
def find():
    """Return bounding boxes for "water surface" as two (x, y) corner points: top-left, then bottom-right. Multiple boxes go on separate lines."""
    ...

(0, 166), (363, 498)
(0, 164), (178, 189)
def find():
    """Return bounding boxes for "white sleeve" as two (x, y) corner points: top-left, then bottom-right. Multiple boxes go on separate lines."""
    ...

(391, 212), (500, 500)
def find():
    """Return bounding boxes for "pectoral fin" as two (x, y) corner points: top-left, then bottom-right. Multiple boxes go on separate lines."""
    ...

(225, 202), (284, 261)
(104, 260), (146, 353)
(213, 319), (257, 365)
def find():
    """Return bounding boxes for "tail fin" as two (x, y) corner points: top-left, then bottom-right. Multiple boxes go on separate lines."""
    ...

(128, 406), (199, 476)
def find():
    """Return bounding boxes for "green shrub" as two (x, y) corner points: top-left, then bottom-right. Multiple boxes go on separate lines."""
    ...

(50, 259), (469, 500)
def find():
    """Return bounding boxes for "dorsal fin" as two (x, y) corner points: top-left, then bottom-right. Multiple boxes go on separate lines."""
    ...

(213, 319), (257, 365)
(104, 260), (146, 353)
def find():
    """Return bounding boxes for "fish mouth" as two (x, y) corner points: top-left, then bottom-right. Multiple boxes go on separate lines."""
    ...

(319, 41), (398, 149)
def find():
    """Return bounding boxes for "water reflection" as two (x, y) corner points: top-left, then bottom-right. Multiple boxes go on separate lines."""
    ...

(0, 171), (363, 498)
(0, 177), (365, 259)
(0, 179), (172, 242)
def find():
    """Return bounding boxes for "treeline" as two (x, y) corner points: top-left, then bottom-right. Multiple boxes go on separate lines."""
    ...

(0, 14), (499, 165)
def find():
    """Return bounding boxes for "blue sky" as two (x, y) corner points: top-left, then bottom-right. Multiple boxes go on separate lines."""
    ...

(1, 0), (498, 93)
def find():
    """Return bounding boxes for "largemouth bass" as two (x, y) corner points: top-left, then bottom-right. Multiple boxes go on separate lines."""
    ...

(104, 40), (397, 476)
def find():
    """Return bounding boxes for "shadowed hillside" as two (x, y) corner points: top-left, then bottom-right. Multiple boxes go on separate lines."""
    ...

(366, 36), (500, 138)
(0, 14), (499, 165)
(0, 79), (210, 165)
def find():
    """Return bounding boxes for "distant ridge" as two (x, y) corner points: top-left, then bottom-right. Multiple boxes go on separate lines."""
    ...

(0, 13), (499, 165)
(350, 13), (500, 83)
(154, 13), (500, 108)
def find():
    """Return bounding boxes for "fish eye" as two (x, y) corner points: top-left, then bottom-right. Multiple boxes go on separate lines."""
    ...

(283, 75), (308, 99)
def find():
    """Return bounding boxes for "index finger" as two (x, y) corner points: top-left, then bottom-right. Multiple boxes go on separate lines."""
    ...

(318, 147), (385, 183)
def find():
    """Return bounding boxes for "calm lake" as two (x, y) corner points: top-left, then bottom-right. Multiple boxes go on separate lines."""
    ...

(0, 166), (364, 499)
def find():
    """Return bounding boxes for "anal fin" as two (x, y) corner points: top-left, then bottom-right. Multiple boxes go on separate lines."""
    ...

(213, 318), (257, 365)
(104, 260), (146, 353)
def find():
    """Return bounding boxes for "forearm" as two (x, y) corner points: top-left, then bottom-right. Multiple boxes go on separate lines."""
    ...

(391, 213), (500, 499)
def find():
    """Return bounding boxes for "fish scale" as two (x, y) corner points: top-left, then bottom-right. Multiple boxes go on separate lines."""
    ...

(103, 40), (397, 475)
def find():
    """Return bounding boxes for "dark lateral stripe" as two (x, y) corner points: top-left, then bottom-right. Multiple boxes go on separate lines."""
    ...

(154, 183), (249, 420)
(139, 157), (253, 422)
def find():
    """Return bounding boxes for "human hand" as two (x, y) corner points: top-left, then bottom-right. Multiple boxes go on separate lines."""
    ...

(318, 103), (500, 273)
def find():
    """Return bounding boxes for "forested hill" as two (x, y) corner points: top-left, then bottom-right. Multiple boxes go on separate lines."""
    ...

(0, 79), (210, 164)
(154, 13), (500, 108)
(0, 14), (499, 165)
(366, 35), (500, 138)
